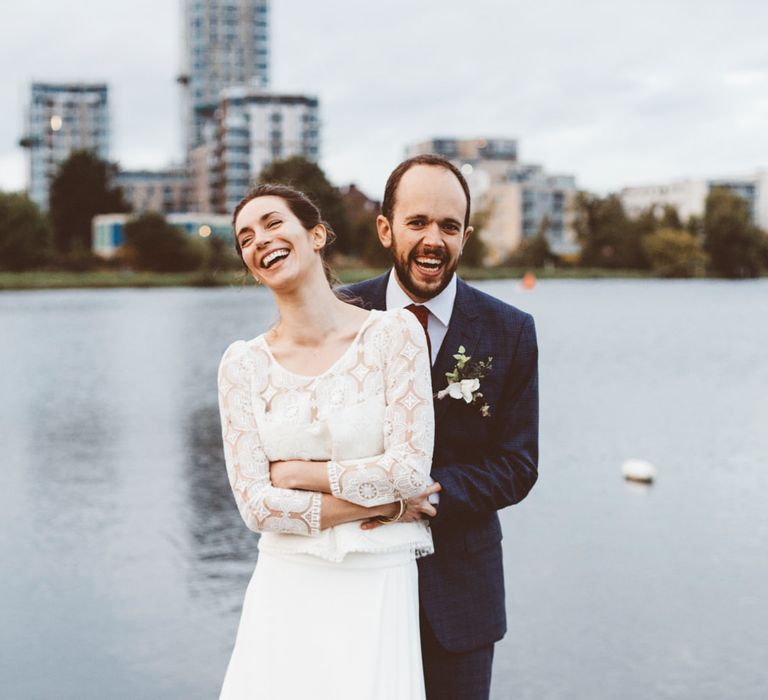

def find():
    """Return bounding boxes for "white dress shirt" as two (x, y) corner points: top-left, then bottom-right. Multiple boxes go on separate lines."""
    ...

(385, 268), (457, 365)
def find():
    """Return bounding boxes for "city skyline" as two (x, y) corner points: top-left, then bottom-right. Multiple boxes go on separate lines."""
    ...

(2, 0), (768, 201)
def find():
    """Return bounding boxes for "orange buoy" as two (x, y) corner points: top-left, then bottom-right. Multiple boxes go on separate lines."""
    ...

(521, 271), (537, 290)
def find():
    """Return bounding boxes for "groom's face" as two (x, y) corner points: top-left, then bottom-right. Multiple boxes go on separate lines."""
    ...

(377, 165), (473, 303)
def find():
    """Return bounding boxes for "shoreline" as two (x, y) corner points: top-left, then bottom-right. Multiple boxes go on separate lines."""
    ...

(0, 267), (682, 291)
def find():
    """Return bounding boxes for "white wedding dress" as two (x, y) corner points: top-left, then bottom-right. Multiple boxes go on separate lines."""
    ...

(217, 308), (434, 699)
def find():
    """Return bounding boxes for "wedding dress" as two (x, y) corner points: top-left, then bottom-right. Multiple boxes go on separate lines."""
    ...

(217, 308), (434, 699)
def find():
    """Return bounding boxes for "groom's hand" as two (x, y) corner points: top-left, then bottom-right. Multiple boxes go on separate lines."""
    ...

(360, 483), (441, 530)
(403, 482), (441, 521)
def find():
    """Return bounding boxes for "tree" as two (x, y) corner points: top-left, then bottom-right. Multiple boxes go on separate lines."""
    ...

(457, 230), (487, 268)
(0, 192), (52, 271)
(704, 187), (765, 278)
(258, 157), (352, 255)
(685, 214), (704, 238)
(762, 234), (768, 270)
(659, 205), (683, 230)
(457, 207), (489, 269)
(340, 184), (382, 263)
(49, 150), (129, 254)
(642, 227), (708, 277)
(359, 219), (391, 267)
(573, 192), (648, 269)
(122, 212), (207, 272)
(507, 216), (556, 268)
(205, 234), (242, 272)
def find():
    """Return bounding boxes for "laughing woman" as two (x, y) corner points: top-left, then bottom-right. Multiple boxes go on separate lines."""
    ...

(217, 184), (438, 699)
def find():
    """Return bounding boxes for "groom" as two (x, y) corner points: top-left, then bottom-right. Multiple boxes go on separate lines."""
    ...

(343, 155), (539, 700)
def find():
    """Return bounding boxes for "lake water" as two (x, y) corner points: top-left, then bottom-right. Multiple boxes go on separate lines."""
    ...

(1, 280), (766, 700)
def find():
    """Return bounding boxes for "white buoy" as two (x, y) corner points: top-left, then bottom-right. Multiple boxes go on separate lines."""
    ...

(622, 459), (656, 484)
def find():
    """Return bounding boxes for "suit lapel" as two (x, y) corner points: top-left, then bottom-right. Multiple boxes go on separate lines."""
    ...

(431, 279), (480, 423)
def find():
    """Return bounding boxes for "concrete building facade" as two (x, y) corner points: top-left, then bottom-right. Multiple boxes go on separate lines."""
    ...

(212, 88), (320, 213)
(179, 2), (320, 215)
(21, 82), (110, 210)
(621, 180), (710, 223)
(116, 168), (188, 214)
(186, 143), (215, 213)
(621, 172), (768, 230)
(181, 0), (270, 152)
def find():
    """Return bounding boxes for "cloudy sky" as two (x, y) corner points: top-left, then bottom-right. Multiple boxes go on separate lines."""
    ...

(2, 0), (767, 199)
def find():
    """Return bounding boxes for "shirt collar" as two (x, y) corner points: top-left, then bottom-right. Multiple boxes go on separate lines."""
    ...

(385, 268), (457, 328)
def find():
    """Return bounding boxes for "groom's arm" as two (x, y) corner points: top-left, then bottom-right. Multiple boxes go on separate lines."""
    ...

(429, 314), (539, 525)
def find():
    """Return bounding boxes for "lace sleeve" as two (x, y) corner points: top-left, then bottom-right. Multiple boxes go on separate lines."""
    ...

(218, 341), (322, 536)
(326, 310), (434, 507)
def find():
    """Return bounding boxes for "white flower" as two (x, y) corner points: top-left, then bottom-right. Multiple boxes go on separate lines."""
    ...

(435, 344), (493, 417)
(437, 378), (480, 403)
(458, 378), (480, 402)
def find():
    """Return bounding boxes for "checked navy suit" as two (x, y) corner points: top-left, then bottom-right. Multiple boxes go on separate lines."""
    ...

(342, 272), (539, 700)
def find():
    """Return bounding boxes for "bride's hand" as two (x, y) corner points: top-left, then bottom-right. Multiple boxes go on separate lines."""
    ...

(270, 460), (299, 488)
(270, 460), (327, 490)
(360, 483), (441, 530)
(269, 459), (324, 491)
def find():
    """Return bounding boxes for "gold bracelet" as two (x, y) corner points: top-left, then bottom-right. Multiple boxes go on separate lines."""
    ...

(375, 498), (406, 524)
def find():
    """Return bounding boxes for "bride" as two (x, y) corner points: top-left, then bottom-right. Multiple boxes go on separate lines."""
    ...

(217, 184), (439, 699)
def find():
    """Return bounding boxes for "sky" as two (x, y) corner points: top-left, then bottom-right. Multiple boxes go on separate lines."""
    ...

(2, 0), (768, 200)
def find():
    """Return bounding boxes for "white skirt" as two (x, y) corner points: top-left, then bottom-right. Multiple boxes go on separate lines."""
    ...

(219, 549), (425, 700)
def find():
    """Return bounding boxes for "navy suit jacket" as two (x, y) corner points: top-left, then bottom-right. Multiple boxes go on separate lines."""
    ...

(342, 273), (539, 653)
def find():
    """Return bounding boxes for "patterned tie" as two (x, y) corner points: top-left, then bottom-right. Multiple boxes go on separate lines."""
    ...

(406, 303), (432, 363)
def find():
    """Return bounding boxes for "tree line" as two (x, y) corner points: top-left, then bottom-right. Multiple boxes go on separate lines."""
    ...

(1, 149), (767, 278)
(570, 189), (768, 278)
(507, 188), (768, 278)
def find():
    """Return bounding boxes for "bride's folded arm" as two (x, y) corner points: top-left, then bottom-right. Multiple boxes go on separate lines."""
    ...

(218, 342), (399, 535)
(324, 311), (435, 509)
(218, 342), (324, 536)
(269, 458), (331, 492)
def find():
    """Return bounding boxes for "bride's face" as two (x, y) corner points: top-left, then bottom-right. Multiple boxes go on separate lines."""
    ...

(234, 195), (326, 290)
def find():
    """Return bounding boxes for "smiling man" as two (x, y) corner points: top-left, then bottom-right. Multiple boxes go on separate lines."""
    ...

(343, 154), (540, 700)
(379, 160), (468, 305)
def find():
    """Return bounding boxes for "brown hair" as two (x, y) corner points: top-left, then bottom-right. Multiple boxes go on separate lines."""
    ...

(232, 184), (338, 286)
(381, 154), (472, 230)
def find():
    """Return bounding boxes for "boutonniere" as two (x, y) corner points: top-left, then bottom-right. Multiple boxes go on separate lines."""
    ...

(436, 346), (493, 417)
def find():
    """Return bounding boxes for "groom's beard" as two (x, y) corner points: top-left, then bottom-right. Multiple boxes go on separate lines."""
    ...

(391, 238), (457, 301)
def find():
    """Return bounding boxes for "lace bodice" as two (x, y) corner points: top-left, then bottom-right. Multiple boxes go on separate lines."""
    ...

(217, 308), (435, 561)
